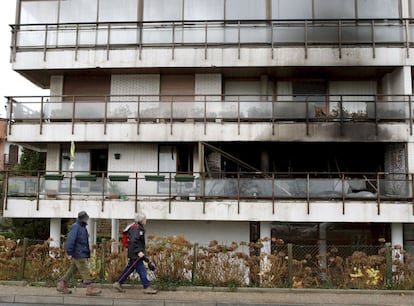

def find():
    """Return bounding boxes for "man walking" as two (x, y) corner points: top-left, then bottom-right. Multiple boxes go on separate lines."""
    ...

(113, 213), (157, 294)
(56, 211), (101, 296)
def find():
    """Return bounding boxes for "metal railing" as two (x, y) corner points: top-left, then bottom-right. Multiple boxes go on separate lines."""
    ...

(6, 94), (413, 136)
(3, 170), (414, 214)
(10, 19), (413, 61)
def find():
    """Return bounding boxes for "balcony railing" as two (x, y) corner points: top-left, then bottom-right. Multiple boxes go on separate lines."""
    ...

(3, 171), (414, 214)
(10, 19), (414, 61)
(6, 94), (413, 136)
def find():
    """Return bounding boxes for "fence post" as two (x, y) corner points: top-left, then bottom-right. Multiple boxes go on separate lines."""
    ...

(288, 243), (293, 288)
(191, 243), (198, 284)
(385, 242), (393, 288)
(18, 238), (29, 280)
(100, 239), (106, 281)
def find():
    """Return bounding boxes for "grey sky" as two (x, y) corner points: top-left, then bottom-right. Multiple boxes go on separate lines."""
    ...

(0, 1), (49, 118)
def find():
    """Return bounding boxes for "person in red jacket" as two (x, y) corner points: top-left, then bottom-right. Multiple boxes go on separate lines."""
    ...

(113, 213), (157, 294)
(56, 211), (101, 296)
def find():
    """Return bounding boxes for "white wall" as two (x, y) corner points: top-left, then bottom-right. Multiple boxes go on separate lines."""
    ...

(147, 220), (250, 248)
(108, 143), (158, 173)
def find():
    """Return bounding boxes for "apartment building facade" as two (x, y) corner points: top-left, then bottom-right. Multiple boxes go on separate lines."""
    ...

(4, 0), (414, 254)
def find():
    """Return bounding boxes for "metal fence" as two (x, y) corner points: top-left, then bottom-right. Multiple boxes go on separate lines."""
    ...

(0, 236), (412, 289)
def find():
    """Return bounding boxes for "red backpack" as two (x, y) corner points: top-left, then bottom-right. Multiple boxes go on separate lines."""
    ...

(121, 222), (139, 248)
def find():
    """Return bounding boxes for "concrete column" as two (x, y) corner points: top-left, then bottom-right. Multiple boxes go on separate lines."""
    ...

(391, 223), (404, 263)
(88, 219), (97, 250)
(260, 75), (269, 100)
(401, 0), (410, 18)
(408, 143), (414, 173)
(260, 221), (272, 254)
(111, 218), (120, 253)
(319, 223), (329, 281)
(260, 151), (269, 172)
(49, 218), (61, 248)
(384, 144), (407, 196)
(382, 66), (412, 95)
(400, 66), (412, 95)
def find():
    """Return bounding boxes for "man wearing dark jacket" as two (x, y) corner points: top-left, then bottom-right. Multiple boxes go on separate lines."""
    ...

(113, 213), (157, 294)
(56, 211), (101, 296)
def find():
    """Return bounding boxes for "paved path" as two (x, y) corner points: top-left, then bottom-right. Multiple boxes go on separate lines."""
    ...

(0, 282), (414, 305)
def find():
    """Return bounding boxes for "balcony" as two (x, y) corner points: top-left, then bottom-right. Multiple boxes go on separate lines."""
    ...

(6, 94), (413, 141)
(3, 170), (413, 214)
(10, 18), (413, 63)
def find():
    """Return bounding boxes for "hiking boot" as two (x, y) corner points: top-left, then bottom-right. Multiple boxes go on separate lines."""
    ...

(56, 280), (72, 294)
(112, 281), (125, 292)
(86, 285), (101, 296)
(143, 286), (158, 294)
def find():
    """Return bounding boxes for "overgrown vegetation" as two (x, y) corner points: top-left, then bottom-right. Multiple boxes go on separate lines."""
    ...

(1, 235), (414, 290)
(13, 148), (46, 176)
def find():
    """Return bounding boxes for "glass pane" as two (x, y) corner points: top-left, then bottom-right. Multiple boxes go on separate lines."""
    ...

(374, 24), (404, 43)
(357, 0), (400, 18)
(314, 0), (355, 19)
(159, 146), (177, 172)
(56, 26), (77, 47)
(180, 25), (205, 44)
(274, 101), (308, 119)
(78, 25), (96, 45)
(273, 23), (305, 43)
(142, 26), (172, 44)
(62, 151), (90, 173)
(226, 0), (266, 20)
(377, 101), (408, 120)
(110, 25), (139, 45)
(412, 0), (414, 17)
(341, 23), (372, 43)
(8, 177), (38, 197)
(240, 25), (270, 43)
(98, 0), (138, 22)
(240, 102), (272, 119)
(272, 0), (312, 19)
(75, 102), (105, 119)
(206, 24), (226, 43)
(60, 0), (98, 23)
(184, 0), (224, 20)
(17, 25), (46, 47)
(225, 81), (261, 100)
(307, 25), (338, 43)
(143, 0), (182, 21)
(20, 0), (59, 24)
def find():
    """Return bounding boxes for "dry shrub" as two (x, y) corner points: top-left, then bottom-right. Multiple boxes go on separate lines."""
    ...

(0, 236), (20, 280)
(387, 246), (414, 289)
(104, 241), (129, 282)
(146, 235), (193, 284)
(340, 251), (385, 289)
(3, 235), (414, 290)
(197, 240), (247, 287)
(290, 254), (322, 288)
(256, 250), (288, 287)
(325, 252), (346, 288)
(24, 239), (63, 281)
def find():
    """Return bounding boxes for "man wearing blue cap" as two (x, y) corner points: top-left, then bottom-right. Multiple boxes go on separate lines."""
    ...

(56, 211), (101, 296)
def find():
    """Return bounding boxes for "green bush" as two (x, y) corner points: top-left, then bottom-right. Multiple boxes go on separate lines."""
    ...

(0, 232), (15, 239)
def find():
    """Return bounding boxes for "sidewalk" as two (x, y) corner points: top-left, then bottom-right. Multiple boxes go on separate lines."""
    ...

(0, 282), (414, 306)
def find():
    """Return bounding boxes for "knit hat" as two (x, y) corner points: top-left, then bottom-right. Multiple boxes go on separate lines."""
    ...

(134, 213), (146, 223)
(78, 211), (89, 222)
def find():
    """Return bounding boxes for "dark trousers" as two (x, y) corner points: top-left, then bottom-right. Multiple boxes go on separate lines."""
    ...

(116, 257), (151, 288)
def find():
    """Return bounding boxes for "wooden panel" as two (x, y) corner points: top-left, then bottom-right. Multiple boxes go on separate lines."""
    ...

(63, 75), (111, 101)
(160, 75), (194, 101)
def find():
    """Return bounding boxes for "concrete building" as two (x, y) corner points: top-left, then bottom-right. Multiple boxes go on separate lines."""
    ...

(4, 0), (414, 254)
